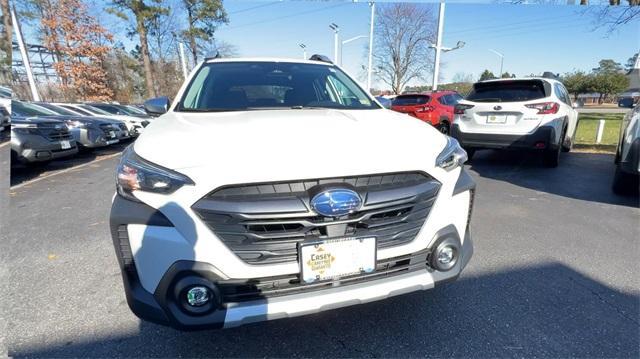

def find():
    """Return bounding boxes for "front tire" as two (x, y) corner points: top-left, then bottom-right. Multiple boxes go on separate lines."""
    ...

(436, 120), (450, 135)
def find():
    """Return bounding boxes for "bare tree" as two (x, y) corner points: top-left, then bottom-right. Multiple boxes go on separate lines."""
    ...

(373, 4), (437, 94)
(0, 0), (11, 86)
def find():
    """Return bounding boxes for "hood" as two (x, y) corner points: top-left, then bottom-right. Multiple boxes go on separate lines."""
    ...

(133, 108), (447, 184)
(11, 116), (65, 125)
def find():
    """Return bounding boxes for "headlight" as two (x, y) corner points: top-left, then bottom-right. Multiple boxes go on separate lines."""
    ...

(116, 146), (194, 202)
(65, 120), (86, 128)
(436, 137), (468, 171)
(11, 123), (39, 135)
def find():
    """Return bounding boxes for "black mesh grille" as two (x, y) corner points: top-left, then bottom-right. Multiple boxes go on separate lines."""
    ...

(37, 122), (73, 141)
(218, 249), (431, 302)
(192, 172), (440, 265)
(116, 225), (135, 272)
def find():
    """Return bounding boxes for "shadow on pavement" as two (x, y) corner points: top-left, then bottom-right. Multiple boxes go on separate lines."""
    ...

(11, 263), (639, 358)
(468, 150), (639, 208)
(10, 140), (133, 187)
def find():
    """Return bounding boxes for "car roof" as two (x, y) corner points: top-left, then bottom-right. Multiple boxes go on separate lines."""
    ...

(204, 57), (334, 66)
(479, 77), (561, 84)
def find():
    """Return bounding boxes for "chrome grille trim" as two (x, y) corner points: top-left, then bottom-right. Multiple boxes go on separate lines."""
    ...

(192, 172), (440, 265)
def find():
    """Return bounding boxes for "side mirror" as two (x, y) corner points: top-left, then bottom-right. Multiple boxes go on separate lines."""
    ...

(144, 96), (171, 115)
(572, 100), (583, 109)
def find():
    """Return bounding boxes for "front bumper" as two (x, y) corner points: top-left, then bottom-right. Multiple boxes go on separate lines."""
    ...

(109, 169), (476, 330)
(111, 199), (473, 330)
(11, 133), (78, 163)
(71, 127), (119, 148)
(451, 124), (558, 150)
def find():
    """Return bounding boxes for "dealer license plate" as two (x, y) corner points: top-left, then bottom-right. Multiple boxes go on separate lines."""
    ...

(60, 140), (71, 149)
(300, 237), (376, 284)
(487, 115), (507, 124)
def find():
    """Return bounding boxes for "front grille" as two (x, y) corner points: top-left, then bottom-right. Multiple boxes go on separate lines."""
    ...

(192, 172), (441, 265)
(99, 124), (117, 138)
(218, 249), (431, 302)
(38, 122), (73, 141)
(116, 225), (135, 272)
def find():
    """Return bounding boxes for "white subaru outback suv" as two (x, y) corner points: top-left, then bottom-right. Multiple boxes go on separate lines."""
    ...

(110, 56), (475, 330)
(451, 77), (578, 167)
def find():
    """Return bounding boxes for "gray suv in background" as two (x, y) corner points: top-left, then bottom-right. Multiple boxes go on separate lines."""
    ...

(11, 116), (78, 164)
(13, 101), (120, 149)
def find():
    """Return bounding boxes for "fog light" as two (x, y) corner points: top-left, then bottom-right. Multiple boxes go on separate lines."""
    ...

(186, 286), (210, 307)
(433, 243), (458, 271)
(437, 246), (455, 265)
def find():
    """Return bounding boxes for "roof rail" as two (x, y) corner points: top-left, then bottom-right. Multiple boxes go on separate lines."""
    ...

(204, 50), (221, 62)
(308, 54), (333, 64)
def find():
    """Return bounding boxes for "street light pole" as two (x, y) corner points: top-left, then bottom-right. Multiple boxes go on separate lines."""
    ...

(178, 42), (189, 79)
(489, 49), (504, 77)
(367, 1), (375, 92)
(329, 23), (340, 64)
(340, 35), (367, 66)
(12, 6), (40, 101)
(431, 2), (445, 91)
(299, 43), (307, 60)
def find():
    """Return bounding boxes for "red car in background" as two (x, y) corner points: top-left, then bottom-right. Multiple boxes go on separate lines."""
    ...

(391, 91), (463, 134)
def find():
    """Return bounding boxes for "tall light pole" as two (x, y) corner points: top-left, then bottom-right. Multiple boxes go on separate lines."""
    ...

(489, 49), (504, 76)
(429, 2), (464, 91)
(12, 6), (40, 101)
(329, 23), (340, 64)
(367, 1), (376, 92)
(178, 42), (189, 79)
(340, 35), (367, 66)
(299, 43), (307, 60)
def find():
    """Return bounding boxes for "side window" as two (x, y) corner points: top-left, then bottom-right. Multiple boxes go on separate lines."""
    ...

(437, 96), (448, 105)
(554, 84), (570, 105)
(327, 75), (362, 106)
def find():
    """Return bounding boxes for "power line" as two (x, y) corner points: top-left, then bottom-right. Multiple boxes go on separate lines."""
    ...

(224, 3), (349, 31)
(228, 2), (281, 15)
(447, 14), (571, 35)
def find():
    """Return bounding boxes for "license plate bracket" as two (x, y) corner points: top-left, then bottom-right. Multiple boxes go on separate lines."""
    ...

(299, 237), (376, 284)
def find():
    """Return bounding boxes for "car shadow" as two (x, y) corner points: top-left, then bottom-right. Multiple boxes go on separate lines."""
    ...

(467, 150), (639, 208)
(10, 140), (134, 187)
(10, 263), (639, 358)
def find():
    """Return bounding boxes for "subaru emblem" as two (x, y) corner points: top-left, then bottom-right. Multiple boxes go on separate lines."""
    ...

(310, 189), (362, 217)
(493, 105), (502, 111)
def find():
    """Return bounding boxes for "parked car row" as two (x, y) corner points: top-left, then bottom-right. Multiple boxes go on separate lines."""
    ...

(9, 100), (151, 165)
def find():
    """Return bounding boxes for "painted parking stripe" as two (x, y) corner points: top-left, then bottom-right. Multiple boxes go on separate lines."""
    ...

(10, 152), (121, 190)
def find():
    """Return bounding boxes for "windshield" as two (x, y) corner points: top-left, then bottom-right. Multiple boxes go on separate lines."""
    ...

(178, 61), (379, 112)
(37, 103), (78, 116)
(79, 104), (112, 115)
(392, 95), (430, 106)
(467, 80), (547, 103)
(12, 101), (59, 117)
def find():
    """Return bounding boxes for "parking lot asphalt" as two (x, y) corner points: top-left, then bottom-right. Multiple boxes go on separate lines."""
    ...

(3, 148), (639, 358)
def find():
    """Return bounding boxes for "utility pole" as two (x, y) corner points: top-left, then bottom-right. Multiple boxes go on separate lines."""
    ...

(431, 2), (445, 91)
(178, 42), (189, 79)
(299, 43), (307, 60)
(329, 23), (339, 64)
(367, 2), (375, 92)
(430, 2), (464, 91)
(12, 6), (40, 101)
(489, 49), (504, 76)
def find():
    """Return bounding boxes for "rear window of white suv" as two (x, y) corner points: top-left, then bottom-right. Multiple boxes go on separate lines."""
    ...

(467, 80), (548, 102)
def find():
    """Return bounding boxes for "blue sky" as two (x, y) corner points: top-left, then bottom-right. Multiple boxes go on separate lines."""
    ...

(21, 1), (640, 90)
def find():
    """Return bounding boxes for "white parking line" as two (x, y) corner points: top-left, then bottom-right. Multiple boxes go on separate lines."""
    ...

(0, 141), (10, 149)
(10, 152), (121, 190)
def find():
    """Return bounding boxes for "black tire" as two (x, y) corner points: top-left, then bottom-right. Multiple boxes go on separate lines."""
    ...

(561, 129), (573, 152)
(436, 120), (450, 135)
(464, 148), (475, 162)
(612, 166), (639, 195)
